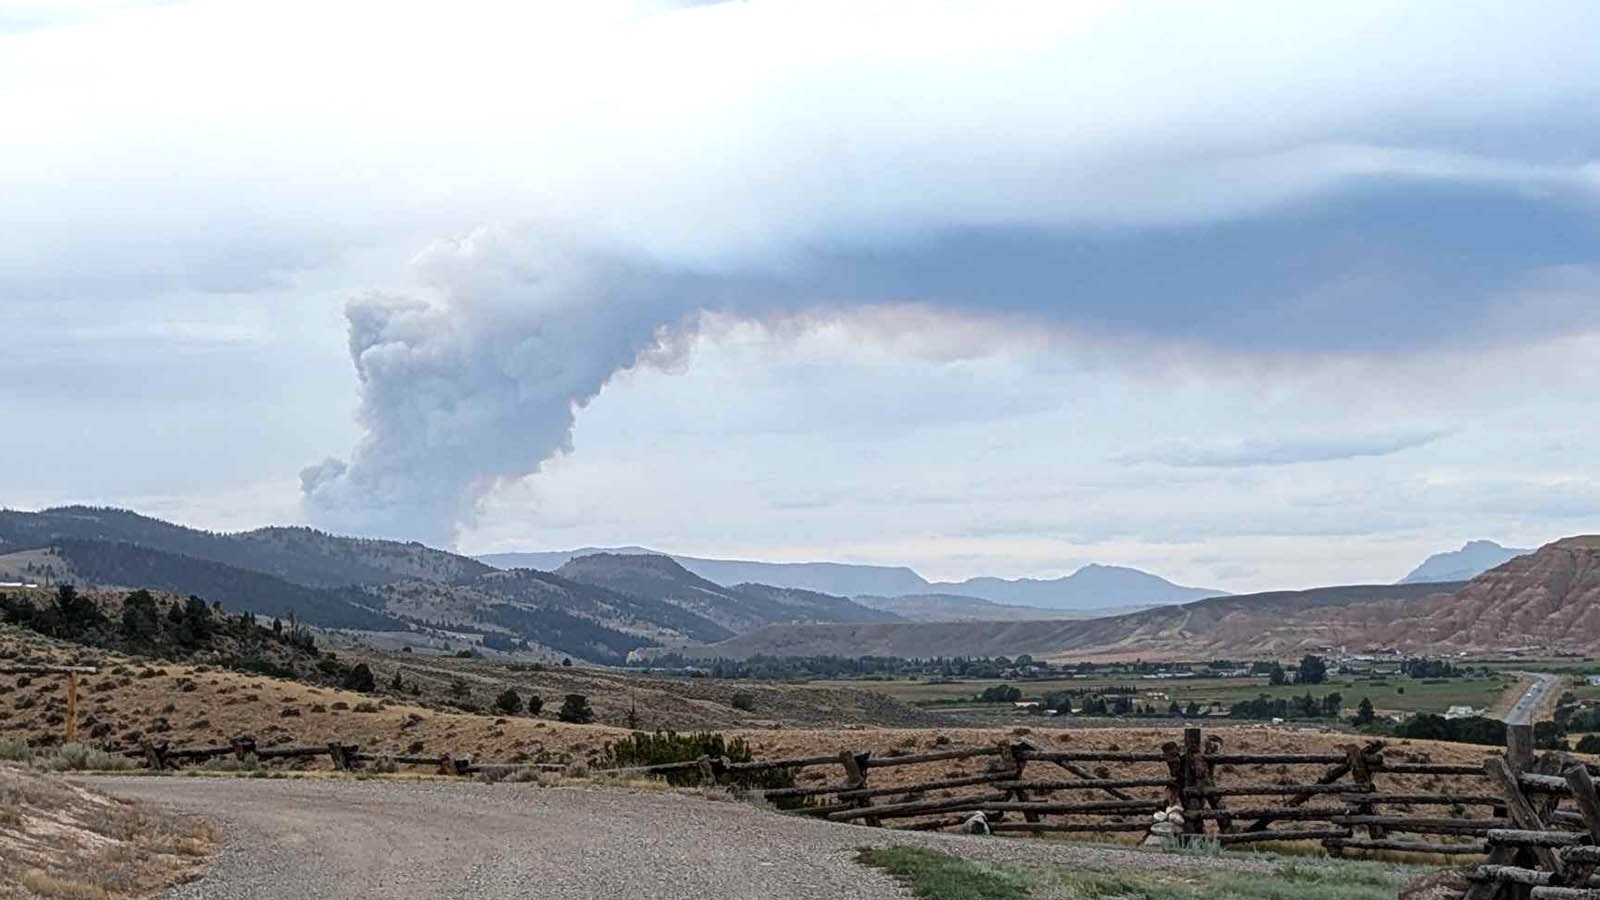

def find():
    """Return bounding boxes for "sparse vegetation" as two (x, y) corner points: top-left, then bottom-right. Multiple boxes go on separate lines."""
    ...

(0, 764), (215, 897)
(854, 847), (1410, 900)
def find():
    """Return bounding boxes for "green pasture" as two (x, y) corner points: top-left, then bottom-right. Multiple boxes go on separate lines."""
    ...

(825, 672), (1517, 718)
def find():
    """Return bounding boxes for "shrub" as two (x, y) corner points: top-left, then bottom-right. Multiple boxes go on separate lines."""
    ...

(493, 689), (524, 716)
(978, 685), (1022, 703)
(1577, 734), (1600, 754)
(730, 691), (756, 711)
(557, 694), (593, 724)
(599, 730), (796, 796)
(36, 743), (137, 772)
(526, 694), (543, 717)
(342, 663), (376, 693)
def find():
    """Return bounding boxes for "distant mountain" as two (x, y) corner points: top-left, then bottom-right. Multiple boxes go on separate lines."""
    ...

(1380, 536), (1600, 651)
(480, 548), (1216, 610)
(1400, 540), (1530, 584)
(932, 564), (1224, 610)
(651, 580), (1462, 661)
(480, 547), (928, 597)
(0, 507), (900, 664)
(552, 553), (894, 634)
(851, 593), (1093, 623)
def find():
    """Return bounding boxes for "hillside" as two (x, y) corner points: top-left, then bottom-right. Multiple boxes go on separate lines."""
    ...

(478, 547), (1219, 609)
(932, 564), (1225, 610)
(657, 581), (1462, 661)
(4, 540), (406, 631)
(479, 547), (930, 596)
(852, 593), (1092, 623)
(0, 507), (487, 588)
(1379, 536), (1600, 650)
(1401, 539), (1530, 584)
(553, 553), (888, 633)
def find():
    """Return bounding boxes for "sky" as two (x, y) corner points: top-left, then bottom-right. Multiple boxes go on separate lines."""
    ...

(3, 0), (1598, 592)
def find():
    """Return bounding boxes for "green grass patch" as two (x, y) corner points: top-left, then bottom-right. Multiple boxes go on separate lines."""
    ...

(855, 847), (1407, 900)
(855, 847), (1032, 900)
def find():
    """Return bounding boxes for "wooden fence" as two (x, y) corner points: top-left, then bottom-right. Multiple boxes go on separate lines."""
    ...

(599, 725), (1531, 859)
(134, 722), (1562, 871)
(134, 737), (560, 777)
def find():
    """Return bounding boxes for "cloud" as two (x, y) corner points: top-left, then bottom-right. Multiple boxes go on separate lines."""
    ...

(5, 0), (1600, 543)
(1127, 430), (1451, 469)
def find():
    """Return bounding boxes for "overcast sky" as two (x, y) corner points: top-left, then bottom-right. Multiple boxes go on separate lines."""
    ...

(4, 0), (1598, 591)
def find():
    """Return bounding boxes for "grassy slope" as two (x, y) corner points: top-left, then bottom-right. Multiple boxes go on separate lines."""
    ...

(855, 846), (1414, 900)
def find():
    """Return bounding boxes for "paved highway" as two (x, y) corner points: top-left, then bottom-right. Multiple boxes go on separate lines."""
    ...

(1504, 672), (1560, 726)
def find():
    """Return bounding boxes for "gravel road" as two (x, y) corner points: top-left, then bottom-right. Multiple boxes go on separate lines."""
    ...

(80, 776), (1290, 900)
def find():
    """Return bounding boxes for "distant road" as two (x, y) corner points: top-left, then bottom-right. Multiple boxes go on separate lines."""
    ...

(81, 777), (1291, 900)
(1504, 672), (1560, 726)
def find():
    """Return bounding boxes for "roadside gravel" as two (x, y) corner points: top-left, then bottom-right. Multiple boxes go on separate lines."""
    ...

(79, 776), (1287, 899)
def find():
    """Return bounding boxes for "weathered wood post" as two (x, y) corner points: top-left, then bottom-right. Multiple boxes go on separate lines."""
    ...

(1180, 727), (1204, 837)
(1486, 756), (1564, 880)
(1198, 733), (1232, 834)
(65, 672), (78, 744)
(839, 750), (879, 827)
(1345, 743), (1384, 841)
(141, 739), (168, 771)
(999, 741), (1041, 835)
(1508, 724), (1535, 775)
(328, 742), (360, 771)
(1562, 764), (1600, 887)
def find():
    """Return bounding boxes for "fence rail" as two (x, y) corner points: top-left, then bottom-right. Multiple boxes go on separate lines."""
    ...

(130, 722), (1561, 874)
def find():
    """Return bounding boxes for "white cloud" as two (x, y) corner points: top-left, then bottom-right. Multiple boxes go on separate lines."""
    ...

(4, 0), (1598, 579)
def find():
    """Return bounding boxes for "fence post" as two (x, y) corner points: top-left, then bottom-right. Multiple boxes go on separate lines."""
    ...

(328, 742), (360, 771)
(1180, 727), (1204, 836)
(1344, 743), (1383, 841)
(839, 750), (879, 827)
(1507, 723), (1534, 775)
(141, 739), (168, 771)
(1000, 741), (1041, 835)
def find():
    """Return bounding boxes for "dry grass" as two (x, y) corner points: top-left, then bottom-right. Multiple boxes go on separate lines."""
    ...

(0, 765), (215, 899)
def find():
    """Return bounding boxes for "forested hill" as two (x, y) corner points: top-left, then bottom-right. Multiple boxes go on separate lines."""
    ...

(0, 507), (488, 588)
(39, 539), (406, 631)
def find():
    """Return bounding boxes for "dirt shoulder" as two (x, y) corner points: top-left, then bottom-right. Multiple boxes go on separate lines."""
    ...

(0, 765), (214, 899)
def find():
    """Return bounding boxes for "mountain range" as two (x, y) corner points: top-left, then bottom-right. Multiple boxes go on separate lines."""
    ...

(479, 548), (1223, 611)
(655, 538), (1597, 662)
(0, 505), (1570, 665)
(1399, 540), (1530, 584)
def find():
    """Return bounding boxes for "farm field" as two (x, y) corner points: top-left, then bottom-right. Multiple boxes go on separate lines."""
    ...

(814, 672), (1519, 719)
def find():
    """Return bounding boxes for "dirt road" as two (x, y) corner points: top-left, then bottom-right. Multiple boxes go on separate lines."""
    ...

(82, 776), (1287, 899)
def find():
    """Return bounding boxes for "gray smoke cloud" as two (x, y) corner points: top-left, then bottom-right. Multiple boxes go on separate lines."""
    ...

(299, 226), (812, 545)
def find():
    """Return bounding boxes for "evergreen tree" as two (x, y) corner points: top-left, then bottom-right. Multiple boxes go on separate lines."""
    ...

(493, 689), (524, 715)
(343, 663), (376, 693)
(1298, 654), (1328, 685)
(558, 693), (594, 724)
(119, 589), (161, 643)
